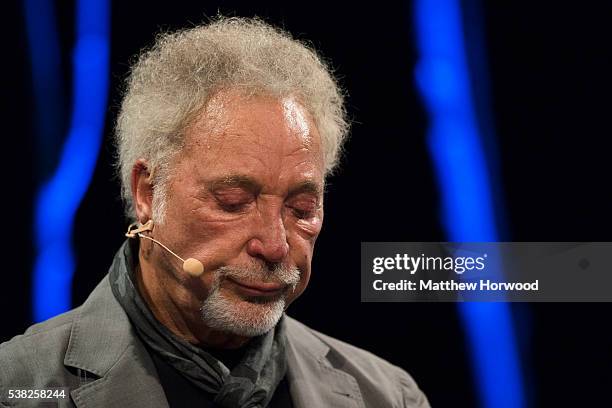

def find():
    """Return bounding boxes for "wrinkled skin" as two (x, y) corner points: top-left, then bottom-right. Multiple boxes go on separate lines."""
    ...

(131, 90), (325, 349)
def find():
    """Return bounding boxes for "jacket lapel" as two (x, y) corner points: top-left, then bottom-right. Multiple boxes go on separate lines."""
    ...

(64, 276), (168, 408)
(69, 343), (168, 408)
(285, 317), (365, 408)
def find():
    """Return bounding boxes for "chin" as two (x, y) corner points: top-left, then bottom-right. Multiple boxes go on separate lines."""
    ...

(200, 290), (286, 337)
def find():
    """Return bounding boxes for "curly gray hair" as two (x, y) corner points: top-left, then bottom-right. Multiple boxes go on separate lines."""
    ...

(115, 16), (349, 221)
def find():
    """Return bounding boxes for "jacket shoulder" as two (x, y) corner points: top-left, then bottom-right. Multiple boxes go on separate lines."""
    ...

(285, 316), (430, 407)
(0, 308), (81, 391)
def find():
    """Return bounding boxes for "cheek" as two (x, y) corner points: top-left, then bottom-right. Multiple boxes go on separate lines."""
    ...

(286, 218), (320, 263)
(189, 222), (250, 270)
(293, 208), (324, 240)
(285, 231), (317, 302)
(295, 219), (322, 238)
(286, 209), (323, 284)
(163, 204), (253, 273)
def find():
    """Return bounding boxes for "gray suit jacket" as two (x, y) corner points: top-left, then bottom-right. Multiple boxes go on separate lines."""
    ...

(0, 276), (429, 407)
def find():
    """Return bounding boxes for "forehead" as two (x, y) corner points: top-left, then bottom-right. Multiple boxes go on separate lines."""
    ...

(179, 90), (324, 186)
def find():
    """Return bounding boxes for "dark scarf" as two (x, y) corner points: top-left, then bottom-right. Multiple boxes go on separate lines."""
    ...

(109, 240), (288, 408)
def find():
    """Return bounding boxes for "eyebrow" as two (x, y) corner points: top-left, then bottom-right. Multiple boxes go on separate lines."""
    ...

(208, 175), (261, 194)
(287, 181), (323, 199)
(206, 174), (323, 198)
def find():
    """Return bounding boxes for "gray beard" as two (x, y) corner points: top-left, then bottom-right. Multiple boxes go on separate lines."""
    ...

(200, 263), (300, 337)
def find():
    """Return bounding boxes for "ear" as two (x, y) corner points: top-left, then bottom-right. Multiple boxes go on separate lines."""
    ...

(131, 159), (154, 223)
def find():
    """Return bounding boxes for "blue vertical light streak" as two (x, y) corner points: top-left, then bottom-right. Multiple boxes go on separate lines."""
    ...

(413, 0), (525, 407)
(23, 0), (64, 174)
(31, 0), (110, 322)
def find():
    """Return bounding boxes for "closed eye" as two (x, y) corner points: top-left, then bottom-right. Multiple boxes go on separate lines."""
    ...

(287, 196), (320, 219)
(213, 188), (255, 212)
(290, 207), (316, 219)
(219, 202), (249, 213)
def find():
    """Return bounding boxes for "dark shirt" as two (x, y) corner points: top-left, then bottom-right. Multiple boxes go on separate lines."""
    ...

(148, 345), (294, 407)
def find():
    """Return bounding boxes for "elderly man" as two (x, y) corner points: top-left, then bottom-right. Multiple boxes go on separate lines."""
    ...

(0, 17), (429, 408)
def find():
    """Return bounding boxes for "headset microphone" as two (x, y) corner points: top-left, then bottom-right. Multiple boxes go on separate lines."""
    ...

(125, 220), (205, 277)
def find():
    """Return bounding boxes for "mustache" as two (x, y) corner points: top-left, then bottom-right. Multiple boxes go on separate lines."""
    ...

(214, 263), (301, 289)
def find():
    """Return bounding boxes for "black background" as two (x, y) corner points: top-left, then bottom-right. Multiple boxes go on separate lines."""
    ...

(4, 1), (612, 406)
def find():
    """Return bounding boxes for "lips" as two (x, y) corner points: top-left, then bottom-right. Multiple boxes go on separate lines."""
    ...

(226, 277), (285, 297)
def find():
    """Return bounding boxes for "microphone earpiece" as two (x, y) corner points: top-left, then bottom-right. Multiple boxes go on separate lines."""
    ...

(125, 220), (153, 237)
(124, 221), (205, 277)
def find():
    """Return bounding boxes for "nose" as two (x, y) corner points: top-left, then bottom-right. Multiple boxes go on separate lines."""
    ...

(246, 205), (290, 263)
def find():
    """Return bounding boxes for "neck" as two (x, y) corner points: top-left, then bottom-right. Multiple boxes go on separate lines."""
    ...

(136, 246), (251, 349)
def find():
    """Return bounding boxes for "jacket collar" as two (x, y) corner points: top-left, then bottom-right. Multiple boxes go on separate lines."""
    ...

(64, 243), (169, 408)
(284, 316), (365, 408)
